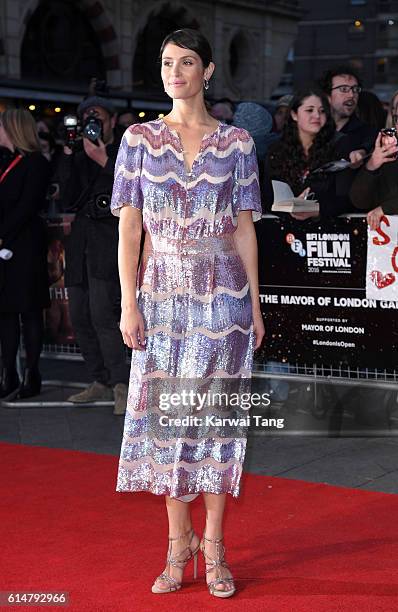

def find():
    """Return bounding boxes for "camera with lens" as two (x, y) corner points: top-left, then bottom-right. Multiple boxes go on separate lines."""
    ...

(86, 193), (112, 219)
(63, 109), (103, 150)
(380, 127), (398, 159)
(82, 109), (103, 144)
(381, 127), (398, 142)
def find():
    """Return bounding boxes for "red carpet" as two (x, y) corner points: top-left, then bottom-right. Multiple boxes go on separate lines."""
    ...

(1, 442), (398, 612)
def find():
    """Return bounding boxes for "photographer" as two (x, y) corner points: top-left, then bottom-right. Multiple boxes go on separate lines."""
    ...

(54, 96), (128, 414)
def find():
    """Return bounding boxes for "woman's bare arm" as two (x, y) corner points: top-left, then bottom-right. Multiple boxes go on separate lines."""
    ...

(118, 206), (145, 350)
(233, 211), (265, 350)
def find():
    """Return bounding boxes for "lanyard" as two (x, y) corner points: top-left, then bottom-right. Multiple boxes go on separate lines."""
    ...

(0, 154), (23, 184)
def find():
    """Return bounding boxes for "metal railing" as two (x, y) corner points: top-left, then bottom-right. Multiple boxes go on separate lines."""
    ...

(254, 361), (398, 382)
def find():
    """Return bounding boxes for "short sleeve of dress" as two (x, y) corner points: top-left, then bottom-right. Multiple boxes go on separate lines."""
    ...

(111, 125), (143, 217)
(232, 129), (262, 222)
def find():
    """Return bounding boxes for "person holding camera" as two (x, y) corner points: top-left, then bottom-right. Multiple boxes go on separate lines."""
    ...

(54, 96), (128, 414)
(0, 108), (50, 399)
(350, 123), (398, 228)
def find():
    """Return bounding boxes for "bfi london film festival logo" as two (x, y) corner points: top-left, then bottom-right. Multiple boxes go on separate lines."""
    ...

(286, 232), (351, 273)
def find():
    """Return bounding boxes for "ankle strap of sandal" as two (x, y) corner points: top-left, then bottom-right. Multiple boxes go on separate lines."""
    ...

(202, 533), (224, 544)
(166, 528), (196, 568)
(168, 527), (193, 542)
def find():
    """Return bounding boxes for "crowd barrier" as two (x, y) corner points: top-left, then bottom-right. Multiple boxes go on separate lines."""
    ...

(42, 212), (398, 384)
(252, 214), (398, 434)
(8, 211), (398, 430)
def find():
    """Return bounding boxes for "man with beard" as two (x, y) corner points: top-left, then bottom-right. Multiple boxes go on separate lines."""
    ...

(319, 65), (377, 163)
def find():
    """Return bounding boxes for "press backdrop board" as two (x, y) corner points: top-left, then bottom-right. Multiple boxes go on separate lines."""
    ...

(256, 215), (398, 369)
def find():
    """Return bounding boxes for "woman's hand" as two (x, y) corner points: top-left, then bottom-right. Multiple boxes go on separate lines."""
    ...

(366, 132), (398, 171)
(298, 187), (310, 199)
(367, 206), (385, 231)
(119, 305), (146, 350)
(290, 187), (319, 220)
(252, 309), (265, 350)
(349, 148), (367, 167)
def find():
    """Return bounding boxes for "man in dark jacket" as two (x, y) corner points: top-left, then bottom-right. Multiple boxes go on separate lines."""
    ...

(54, 96), (128, 414)
(319, 65), (377, 161)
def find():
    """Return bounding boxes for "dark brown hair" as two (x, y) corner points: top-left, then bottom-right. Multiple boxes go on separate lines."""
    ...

(318, 64), (362, 95)
(159, 28), (212, 68)
(267, 87), (337, 195)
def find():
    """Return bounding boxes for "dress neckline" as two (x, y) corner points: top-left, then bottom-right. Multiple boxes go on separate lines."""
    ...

(159, 118), (222, 176)
(159, 117), (222, 140)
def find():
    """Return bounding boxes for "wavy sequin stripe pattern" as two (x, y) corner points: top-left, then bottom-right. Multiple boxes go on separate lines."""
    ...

(111, 119), (262, 498)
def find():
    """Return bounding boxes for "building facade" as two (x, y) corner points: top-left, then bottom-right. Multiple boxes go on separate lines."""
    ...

(293, 0), (398, 101)
(0, 0), (302, 109)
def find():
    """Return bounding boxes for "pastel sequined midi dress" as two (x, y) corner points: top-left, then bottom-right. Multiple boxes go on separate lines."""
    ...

(111, 119), (262, 498)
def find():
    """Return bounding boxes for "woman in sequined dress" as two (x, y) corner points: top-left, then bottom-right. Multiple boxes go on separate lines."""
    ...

(111, 29), (264, 598)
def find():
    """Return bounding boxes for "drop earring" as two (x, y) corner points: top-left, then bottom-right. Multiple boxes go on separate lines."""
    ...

(204, 79), (210, 90)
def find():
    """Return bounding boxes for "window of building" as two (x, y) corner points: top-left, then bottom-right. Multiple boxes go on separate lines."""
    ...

(376, 57), (387, 76)
(228, 31), (252, 85)
(378, 19), (398, 49)
(375, 56), (398, 84)
(133, 3), (199, 93)
(388, 56), (398, 84)
(21, 0), (105, 86)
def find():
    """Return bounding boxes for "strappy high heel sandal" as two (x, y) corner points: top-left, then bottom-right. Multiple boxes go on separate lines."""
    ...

(151, 527), (199, 594)
(200, 533), (236, 598)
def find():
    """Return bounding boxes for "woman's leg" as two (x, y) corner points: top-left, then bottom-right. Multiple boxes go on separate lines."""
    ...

(19, 310), (44, 397)
(202, 492), (233, 592)
(20, 310), (44, 369)
(0, 313), (20, 369)
(0, 313), (20, 396)
(153, 496), (200, 591)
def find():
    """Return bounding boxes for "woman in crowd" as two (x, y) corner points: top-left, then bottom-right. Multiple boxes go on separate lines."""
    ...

(111, 28), (263, 597)
(386, 90), (398, 129)
(350, 118), (398, 228)
(265, 87), (355, 220)
(0, 109), (50, 398)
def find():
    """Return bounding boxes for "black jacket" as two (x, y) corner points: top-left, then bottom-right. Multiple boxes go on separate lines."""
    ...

(54, 136), (121, 285)
(0, 151), (50, 312)
(264, 138), (356, 217)
(350, 159), (398, 214)
(338, 115), (377, 157)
